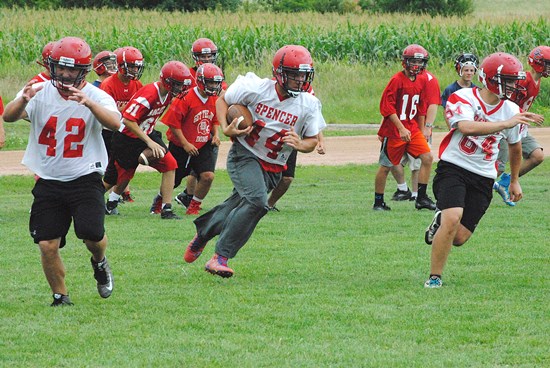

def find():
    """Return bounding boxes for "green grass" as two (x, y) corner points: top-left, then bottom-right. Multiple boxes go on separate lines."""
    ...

(0, 161), (549, 367)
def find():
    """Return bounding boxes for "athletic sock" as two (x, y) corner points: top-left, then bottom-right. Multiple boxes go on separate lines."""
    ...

(108, 192), (121, 202)
(418, 183), (428, 199)
(397, 183), (408, 191)
(374, 193), (384, 206)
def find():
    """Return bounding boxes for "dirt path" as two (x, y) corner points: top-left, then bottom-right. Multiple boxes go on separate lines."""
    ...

(2, 128), (550, 176)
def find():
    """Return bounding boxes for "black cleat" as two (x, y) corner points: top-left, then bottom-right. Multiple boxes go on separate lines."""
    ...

(161, 203), (181, 219)
(425, 210), (442, 245)
(373, 202), (392, 211)
(51, 293), (74, 307)
(391, 189), (412, 201)
(91, 257), (114, 298)
(415, 197), (436, 210)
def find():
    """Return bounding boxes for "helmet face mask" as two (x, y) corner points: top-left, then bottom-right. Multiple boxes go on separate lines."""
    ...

(49, 37), (92, 91)
(528, 46), (550, 78)
(402, 44), (429, 76)
(272, 45), (314, 98)
(93, 51), (118, 77)
(196, 63), (224, 96)
(117, 47), (144, 80)
(478, 52), (526, 100)
(455, 53), (479, 77)
(192, 38), (218, 66)
(160, 61), (193, 98)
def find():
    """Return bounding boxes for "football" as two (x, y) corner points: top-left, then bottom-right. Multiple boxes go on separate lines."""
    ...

(138, 147), (164, 166)
(227, 104), (253, 129)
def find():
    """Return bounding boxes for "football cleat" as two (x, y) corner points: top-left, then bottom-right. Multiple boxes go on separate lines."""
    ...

(149, 194), (163, 214)
(91, 257), (114, 298)
(425, 209), (442, 245)
(391, 189), (412, 201)
(185, 200), (202, 215)
(175, 191), (192, 208)
(424, 275), (443, 288)
(184, 234), (208, 263)
(121, 191), (135, 203)
(160, 203), (181, 219)
(51, 293), (74, 307)
(205, 254), (234, 278)
(105, 200), (119, 215)
(415, 196), (436, 210)
(373, 202), (391, 211)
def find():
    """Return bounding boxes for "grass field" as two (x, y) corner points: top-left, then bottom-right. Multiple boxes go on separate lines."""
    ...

(1, 161), (549, 367)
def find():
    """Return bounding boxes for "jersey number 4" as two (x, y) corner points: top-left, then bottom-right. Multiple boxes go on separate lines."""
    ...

(38, 116), (85, 158)
(244, 120), (287, 160)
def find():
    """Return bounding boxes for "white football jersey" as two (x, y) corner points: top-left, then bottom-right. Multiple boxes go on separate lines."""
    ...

(441, 87), (524, 179)
(23, 82), (120, 181)
(224, 73), (326, 165)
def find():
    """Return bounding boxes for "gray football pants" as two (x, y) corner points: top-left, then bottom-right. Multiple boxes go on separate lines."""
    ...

(193, 140), (281, 258)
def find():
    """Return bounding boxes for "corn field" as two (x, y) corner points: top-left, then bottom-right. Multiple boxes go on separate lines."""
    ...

(0, 9), (548, 68)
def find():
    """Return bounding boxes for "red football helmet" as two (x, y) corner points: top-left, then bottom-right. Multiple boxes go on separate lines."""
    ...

(454, 53), (478, 76)
(528, 46), (550, 78)
(48, 37), (92, 91)
(272, 45), (314, 98)
(160, 61), (193, 98)
(93, 50), (118, 77)
(117, 46), (144, 80)
(196, 63), (224, 96)
(401, 44), (429, 76)
(37, 41), (56, 70)
(191, 38), (218, 66)
(478, 52), (526, 100)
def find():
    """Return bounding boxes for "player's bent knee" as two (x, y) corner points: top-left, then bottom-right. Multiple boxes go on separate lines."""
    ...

(199, 171), (215, 183)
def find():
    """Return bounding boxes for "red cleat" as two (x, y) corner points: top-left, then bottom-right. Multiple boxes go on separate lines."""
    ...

(205, 253), (234, 278)
(185, 200), (202, 215)
(184, 234), (208, 263)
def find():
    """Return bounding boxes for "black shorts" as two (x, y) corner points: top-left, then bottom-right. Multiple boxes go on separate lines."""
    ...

(104, 129), (168, 185)
(432, 160), (493, 233)
(101, 129), (114, 158)
(170, 141), (217, 188)
(282, 149), (298, 178)
(30, 173), (106, 246)
(111, 129), (167, 170)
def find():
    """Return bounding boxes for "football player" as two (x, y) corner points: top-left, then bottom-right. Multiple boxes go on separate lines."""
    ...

(100, 46), (145, 201)
(183, 45), (325, 278)
(163, 63), (223, 216)
(424, 52), (543, 288)
(92, 50), (117, 88)
(374, 44), (436, 211)
(3, 36), (120, 305)
(177, 38), (229, 208)
(103, 60), (192, 220)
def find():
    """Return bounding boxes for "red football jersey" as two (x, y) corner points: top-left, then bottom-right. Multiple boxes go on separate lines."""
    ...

(100, 74), (143, 111)
(515, 71), (540, 111)
(378, 71), (428, 138)
(420, 70), (441, 111)
(162, 87), (219, 150)
(0, 96), (4, 115)
(121, 82), (173, 138)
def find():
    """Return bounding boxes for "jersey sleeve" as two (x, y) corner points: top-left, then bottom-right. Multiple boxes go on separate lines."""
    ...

(224, 72), (264, 106)
(122, 95), (150, 122)
(445, 91), (475, 129)
(302, 98), (326, 138)
(379, 77), (399, 118)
